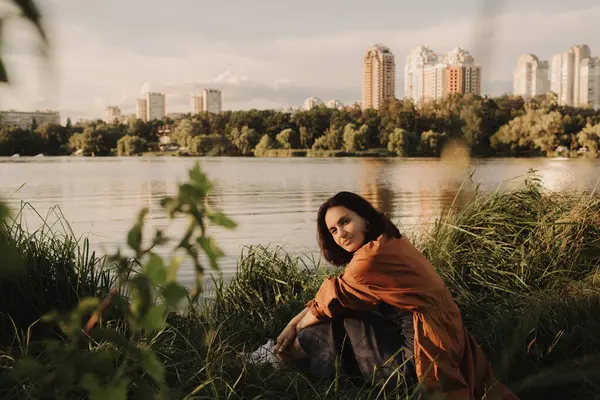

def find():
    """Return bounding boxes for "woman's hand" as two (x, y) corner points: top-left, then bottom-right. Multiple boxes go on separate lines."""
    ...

(274, 323), (297, 355)
(296, 309), (320, 333)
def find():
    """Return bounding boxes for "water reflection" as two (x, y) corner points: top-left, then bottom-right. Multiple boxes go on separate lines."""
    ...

(358, 159), (395, 216)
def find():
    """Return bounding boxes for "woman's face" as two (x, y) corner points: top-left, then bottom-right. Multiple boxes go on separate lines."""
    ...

(324, 206), (367, 253)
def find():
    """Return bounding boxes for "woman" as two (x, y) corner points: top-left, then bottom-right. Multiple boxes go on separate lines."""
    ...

(274, 191), (519, 399)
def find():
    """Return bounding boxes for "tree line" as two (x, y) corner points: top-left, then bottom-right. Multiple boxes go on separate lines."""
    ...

(2, 93), (600, 157)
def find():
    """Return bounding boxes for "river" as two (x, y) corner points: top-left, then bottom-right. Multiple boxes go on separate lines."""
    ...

(1, 156), (599, 284)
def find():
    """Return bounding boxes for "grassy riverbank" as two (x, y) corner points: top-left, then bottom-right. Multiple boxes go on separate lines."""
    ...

(1, 177), (600, 399)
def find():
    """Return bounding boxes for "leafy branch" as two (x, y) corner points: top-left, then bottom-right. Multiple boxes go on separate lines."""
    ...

(0, 0), (48, 82)
(2, 162), (237, 398)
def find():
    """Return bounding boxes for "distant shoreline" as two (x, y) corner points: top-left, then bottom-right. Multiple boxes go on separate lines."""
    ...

(14, 150), (595, 159)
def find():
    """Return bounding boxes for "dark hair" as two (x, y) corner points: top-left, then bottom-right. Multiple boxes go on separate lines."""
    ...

(317, 191), (401, 266)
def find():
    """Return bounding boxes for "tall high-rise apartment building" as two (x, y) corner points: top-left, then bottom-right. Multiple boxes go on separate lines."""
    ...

(513, 54), (550, 99)
(463, 65), (482, 94)
(572, 45), (591, 106)
(146, 92), (166, 120)
(136, 99), (148, 122)
(579, 57), (600, 109)
(444, 48), (481, 96)
(203, 89), (222, 114)
(191, 95), (204, 114)
(551, 45), (591, 106)
(404, 46), (481, 103)
(362, 44), (396, 109)
(404, 45), (438, 103)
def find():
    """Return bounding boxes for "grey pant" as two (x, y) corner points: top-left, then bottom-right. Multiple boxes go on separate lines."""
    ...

(297, 311), (416, 389)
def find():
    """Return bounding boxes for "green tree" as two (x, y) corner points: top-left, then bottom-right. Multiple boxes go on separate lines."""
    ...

(388, 128), (416, 156)
(342, 123), (367, 152)
(311, 135), (328, 151)
(530, 111), (563, 155)
(230, 126), (260, 156)
(253, 134), (278, 156)
(68, 132), (87, 154)
(276, 128), (299, 149)
(356, 109), (379, 148)
(191, 135), (233, 156)
(171, 119), (196, 146)
(35, 122), (69, 155)
(490, 111), (536, 156)
(299, 126), (313, 149)
(117, 135), (147, 156)
(69, 125), (124, 155)
(0, 127), (42, 156)
(378, 99), (416, 146)
(128, 118), (152, 140)
(292, 107), (333, 148)
(490, 109), (564, 156)
(420, 130), (447, 157)
(312, 124), (342, 151)
(576, 123), (600, 156)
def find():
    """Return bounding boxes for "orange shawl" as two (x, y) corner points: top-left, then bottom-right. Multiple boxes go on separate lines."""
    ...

(307, 234), (519, 400)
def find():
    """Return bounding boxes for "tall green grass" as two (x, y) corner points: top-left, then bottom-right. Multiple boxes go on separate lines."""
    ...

(416, 174), (600, 399)
(2, 176), (600, 399)
(0, 203), (115, 346)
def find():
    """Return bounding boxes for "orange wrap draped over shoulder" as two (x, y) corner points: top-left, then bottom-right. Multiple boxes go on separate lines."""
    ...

(306, 234), (519, 400)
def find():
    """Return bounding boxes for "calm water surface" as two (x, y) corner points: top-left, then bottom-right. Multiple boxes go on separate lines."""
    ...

(1, 156), (599, 284)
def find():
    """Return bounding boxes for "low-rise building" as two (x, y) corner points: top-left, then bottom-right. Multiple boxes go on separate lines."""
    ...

(0, 110), (60, 129)
(104, 106), (122, 124)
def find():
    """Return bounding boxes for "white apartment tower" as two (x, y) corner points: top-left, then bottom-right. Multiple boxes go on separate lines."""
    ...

(579, 57), (600, 109)
(572, 45), (591, 106)
(303, 97), (324, 110)
(326, 99), (344, 110)
(203, 89), (222, 114)
(146, 92), (166, 120)
(362, 44), (396, 109)
(446, 47), (475, 65)
(136, 99), (148, 122)
(191, 95), (204, 114)
(404, 45), (438, 103)
(404, 46), (481, 103)
(513, 54), (550, 99)
(551, 45), (591, 106)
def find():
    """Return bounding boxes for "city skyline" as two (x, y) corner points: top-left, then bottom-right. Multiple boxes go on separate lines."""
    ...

(513, 45), (600, 109)
(1, 0), (600, 121)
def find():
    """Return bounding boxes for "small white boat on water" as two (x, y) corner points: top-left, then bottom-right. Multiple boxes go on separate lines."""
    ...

(34, 153), (45, 157)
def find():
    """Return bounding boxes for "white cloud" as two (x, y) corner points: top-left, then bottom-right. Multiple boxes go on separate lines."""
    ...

(140, 83), (152, 96)
(211, 70), (249, 85)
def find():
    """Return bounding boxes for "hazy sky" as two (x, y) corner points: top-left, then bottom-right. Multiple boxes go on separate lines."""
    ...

(2, 0), (600, 121)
